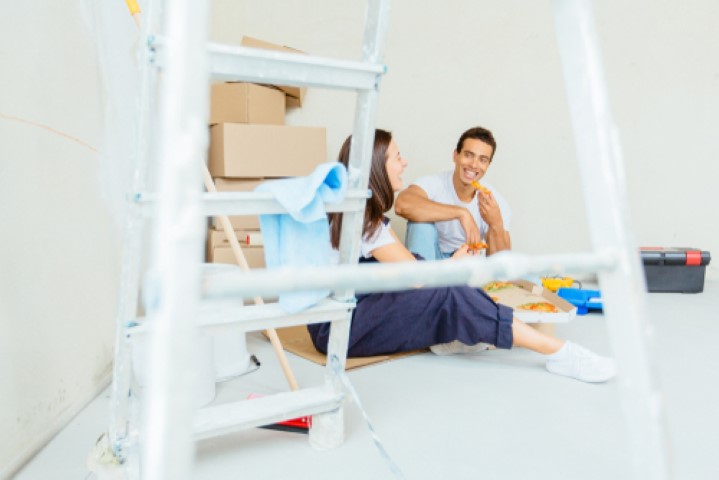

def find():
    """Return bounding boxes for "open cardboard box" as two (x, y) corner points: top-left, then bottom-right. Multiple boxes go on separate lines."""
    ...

(267, 326), (426, 370)
(490, 279), (577, 323)
(241, 36), (308, 107)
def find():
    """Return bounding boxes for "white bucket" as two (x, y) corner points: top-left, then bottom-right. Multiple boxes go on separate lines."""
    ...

(213, 329), (252, 381)
(202, 263), (254, 381)
(131, 331), (216, 409)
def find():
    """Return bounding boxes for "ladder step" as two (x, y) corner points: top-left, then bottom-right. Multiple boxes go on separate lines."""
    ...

(204, 251), (619, 299)
(129, 297), (355, 335)
(197, 297), (354, 333)
(133, 189), (369, 218)
(194, 386), (343, 440)
(150, 37), (386, 91)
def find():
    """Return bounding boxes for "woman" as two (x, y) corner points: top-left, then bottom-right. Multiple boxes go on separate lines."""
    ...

(308, 129), (616, 383)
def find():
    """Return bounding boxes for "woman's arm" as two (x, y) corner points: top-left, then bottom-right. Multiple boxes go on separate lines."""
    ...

(370, 227), (418, 263)
(372, 226), (475, 262)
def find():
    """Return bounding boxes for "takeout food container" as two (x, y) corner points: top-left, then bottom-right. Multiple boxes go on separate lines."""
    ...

(483, 279), (577, 323)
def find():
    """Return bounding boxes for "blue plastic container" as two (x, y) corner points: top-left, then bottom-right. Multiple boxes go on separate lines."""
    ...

(556, 288), (603, 315)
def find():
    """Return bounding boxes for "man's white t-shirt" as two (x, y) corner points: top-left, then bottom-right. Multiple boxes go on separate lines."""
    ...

(412, 170), (511, 254)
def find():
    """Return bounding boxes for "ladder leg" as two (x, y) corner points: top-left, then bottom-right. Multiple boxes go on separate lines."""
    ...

(553, 1), (671, 478)
(108, 214), (143, 459)
(140, 0), (210, 477)
(108, 0), (161, 460)
(311, 0), (392, 449)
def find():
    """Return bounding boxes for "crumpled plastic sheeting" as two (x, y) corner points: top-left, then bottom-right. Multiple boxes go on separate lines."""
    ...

(79, 0), (144, 229)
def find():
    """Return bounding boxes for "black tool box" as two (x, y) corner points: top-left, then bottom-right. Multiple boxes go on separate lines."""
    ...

(640, 247), (711, 293)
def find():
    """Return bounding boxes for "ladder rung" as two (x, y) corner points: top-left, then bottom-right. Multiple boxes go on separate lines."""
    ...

(204, 251), (619, 299)
(129, 297), (354, 335)
(150, 37), (387, 92)
(194, 386), (343, 440)
(198, 297), (353, 333)
(133, 189), (369, 217)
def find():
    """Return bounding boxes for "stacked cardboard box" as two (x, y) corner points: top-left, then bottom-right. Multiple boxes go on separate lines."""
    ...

(206, 37), (327, 268)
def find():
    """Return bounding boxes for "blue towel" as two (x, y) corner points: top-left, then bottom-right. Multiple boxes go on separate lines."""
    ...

(256, 162), (347, 312)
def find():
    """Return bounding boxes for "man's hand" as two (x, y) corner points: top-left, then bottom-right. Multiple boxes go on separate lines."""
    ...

(458, 209), (482, 246)
(477, 191), (511, 253)
(477, 190), (502, 229)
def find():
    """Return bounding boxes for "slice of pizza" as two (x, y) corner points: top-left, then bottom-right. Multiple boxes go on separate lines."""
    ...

(467, 241), (488, 252)
(470, 180), (492, 195)
(517, 301), (558, 313)
(482, 281), (515, 293)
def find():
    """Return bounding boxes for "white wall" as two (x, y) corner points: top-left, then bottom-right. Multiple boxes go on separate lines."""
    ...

(0, 1), (128, 476)
(1, 0), (717, 476)
(213, 0), (719, 277)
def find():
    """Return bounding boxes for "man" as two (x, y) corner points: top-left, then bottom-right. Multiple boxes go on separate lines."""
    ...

(395, 126), (511, 259)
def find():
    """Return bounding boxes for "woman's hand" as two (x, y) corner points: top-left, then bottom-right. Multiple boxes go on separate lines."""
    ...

(451, 244), (471, 259)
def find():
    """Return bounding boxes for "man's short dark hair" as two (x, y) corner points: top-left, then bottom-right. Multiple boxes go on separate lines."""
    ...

(456, 127), (497, 161)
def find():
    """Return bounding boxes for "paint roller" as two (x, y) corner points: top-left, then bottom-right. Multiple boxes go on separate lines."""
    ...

(125, 0), (141, 27)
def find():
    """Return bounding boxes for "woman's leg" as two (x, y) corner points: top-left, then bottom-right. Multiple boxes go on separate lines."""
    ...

(511, 318), (564, 354)
(511, 318), (616, 382)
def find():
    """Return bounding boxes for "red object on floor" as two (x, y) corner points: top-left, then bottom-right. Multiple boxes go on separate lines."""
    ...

(247, 393), (311, 434)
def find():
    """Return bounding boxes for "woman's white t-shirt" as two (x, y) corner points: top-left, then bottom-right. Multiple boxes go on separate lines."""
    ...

(330, 219), (396, 264)
(360, 220), (395, 259)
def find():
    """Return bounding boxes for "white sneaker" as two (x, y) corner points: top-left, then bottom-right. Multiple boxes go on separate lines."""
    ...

(545, 342), (617, 383)
(430, 340), (491, 356)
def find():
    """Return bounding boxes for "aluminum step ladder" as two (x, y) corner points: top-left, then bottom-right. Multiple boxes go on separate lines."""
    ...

(105, 0), (670, 479)
(106, 0), (392, 478)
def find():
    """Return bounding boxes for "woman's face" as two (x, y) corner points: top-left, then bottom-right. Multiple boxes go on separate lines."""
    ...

(384, 139), (407, 192)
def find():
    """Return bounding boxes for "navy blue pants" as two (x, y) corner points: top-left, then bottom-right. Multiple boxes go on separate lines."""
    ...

(307, 285), (514, 357)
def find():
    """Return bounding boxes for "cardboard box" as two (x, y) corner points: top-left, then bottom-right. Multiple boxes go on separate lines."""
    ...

(268, 326), (426, 370)
(206, 227), (260, 257)
(211, 178), (264, 229)
(209, 82), (285, 125)
(640, 247), (711, 293)
(209, 245), (265, 269)
(241, 36), (307, 107)
(209, 123), (326, 177)
(485, 279), (576, 323)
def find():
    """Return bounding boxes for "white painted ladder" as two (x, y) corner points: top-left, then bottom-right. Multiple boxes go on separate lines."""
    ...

(106, 0), (671, 479)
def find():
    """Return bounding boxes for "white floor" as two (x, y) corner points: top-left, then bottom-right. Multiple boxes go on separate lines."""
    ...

(14, 279), (719, 480)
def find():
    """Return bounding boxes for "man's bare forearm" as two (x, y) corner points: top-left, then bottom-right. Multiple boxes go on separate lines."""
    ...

(487, 225), (511, 255)
(395, 192), (466, 223)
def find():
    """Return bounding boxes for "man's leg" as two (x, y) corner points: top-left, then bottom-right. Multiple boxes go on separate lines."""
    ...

(405, 222), (443, 261)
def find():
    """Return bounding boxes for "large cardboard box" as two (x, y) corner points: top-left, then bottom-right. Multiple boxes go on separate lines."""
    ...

(241, 36), (307, 107)
(209, 245), (265, 269)
(209, 82), (285, 125)
(211, 178), (264, 229)
(209, 124), (326, 177)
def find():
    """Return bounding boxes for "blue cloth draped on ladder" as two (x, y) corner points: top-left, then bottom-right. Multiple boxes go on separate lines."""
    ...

(256, 162), (347, 313)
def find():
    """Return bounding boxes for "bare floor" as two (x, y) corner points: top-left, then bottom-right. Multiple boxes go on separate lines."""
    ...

(15, 279), (719, 480)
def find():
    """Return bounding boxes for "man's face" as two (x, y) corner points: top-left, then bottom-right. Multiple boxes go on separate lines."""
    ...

(453, 138), (494, 187)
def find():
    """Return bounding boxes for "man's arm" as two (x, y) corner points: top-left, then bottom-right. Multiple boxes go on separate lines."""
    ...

(477, 190), (511, 254)
(395, 185), (482, 246)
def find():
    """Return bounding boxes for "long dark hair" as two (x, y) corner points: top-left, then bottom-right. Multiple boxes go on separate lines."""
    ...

(330, 129), (394, 249)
